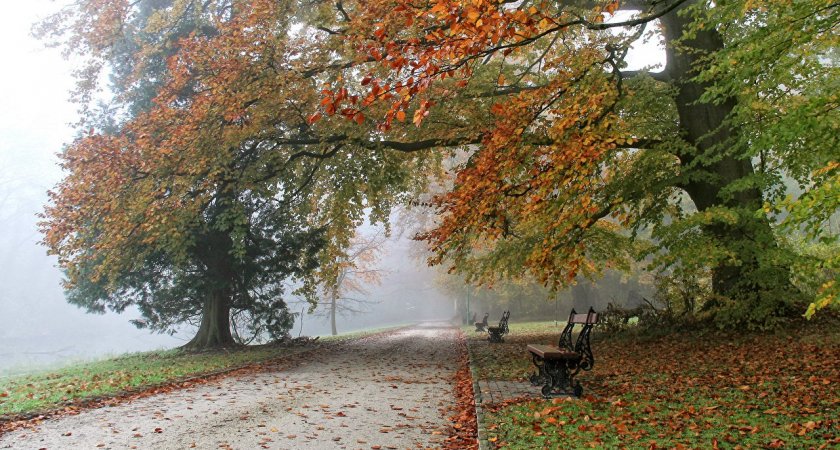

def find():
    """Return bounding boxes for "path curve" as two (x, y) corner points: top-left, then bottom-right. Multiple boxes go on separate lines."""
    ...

(1, 322), (462, 450)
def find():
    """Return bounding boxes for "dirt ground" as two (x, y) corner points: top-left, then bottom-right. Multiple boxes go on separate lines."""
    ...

(0, 322), (462, 450)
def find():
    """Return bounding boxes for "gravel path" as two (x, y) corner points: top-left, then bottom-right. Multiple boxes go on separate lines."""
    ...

(1, 322), (462, 450)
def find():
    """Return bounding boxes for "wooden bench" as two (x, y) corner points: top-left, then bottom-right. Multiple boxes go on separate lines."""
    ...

(486, 311), (510, 343)
(474, 313), (489, 332)
(527, 307), (598, 397)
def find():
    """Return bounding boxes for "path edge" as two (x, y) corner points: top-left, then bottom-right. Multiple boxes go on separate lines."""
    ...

(0, 325), (413, 437)
(465, 332), (491, 450)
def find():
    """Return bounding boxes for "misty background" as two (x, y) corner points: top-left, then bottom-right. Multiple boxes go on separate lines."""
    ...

(0, 1), (454, 374)
(1, 2), (662, 374)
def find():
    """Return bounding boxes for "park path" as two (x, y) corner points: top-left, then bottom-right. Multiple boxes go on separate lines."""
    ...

(0, 322), (462, 450)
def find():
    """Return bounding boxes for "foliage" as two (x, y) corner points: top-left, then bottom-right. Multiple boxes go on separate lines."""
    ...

(37, 0), (441, 347)
(309, 0), (839, 326)
(786, 234), (840, 318)
(465, 320), (840, 448)
(39, 0), (839, 335)
(686, 0), (840, 320)
(442, 267), (653, 325)
(441, 274), (563, 323)
(39, 1), (328, 343)
(652, 267), (711, 317)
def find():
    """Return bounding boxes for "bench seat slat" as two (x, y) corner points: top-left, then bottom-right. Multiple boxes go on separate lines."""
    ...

(527, 344), (580, 360)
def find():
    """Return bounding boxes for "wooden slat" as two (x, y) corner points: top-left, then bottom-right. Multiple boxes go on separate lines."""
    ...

(569, 312), (599, 324)
(527, 344), (580, 359)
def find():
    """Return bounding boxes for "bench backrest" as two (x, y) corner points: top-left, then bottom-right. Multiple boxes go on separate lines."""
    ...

(568, 310), (599, 325)
(558, 307), (599, 370)
(498, 310), (510, 331)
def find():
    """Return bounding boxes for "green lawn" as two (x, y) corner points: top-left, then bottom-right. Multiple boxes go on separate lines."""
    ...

(0, 325), (407, 418)
(466, 319), (840, 449)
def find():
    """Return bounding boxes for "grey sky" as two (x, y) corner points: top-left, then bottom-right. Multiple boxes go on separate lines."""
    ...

(0, 0), (74, 182)
(0, 1), (184, 372)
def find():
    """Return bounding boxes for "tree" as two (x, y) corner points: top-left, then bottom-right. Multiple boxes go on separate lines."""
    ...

(38, 1), (334, 349)
(315, 229), (387, 335)
(37, 0), (441, 348)
(310, 0), (838, 326)
(40, 0), (837, 337)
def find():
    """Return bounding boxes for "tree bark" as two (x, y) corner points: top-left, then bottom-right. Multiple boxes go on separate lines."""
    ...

(660, 2), (799, 307)
(184, 228), (239, 350)
(183, 289), (236, 350)
(330, 291), (338, 336)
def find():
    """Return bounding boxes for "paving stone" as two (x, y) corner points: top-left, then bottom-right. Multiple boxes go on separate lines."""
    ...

(477, 379), (535, 406)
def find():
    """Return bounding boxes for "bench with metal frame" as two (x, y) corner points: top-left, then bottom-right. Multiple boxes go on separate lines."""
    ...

(527, 307), (598, 397)
(486, 311), (510, 343)
(474, 312), (489, 332)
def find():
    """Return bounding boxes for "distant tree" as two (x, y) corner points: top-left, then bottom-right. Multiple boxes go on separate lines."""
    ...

(316, 229), (387, 336)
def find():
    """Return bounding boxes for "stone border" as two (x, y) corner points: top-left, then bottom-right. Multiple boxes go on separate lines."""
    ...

(466, 341), (492, 450)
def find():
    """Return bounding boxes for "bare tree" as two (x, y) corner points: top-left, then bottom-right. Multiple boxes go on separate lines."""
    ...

(317, 229), (388, 335)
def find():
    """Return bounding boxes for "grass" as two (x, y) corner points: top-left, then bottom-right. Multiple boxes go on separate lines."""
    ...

(464, 321), (564, 380)
(0, 324), (408, 418)
(466, 319), (840, 449)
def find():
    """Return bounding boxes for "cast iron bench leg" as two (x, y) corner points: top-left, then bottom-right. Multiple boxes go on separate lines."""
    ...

(529, 354), (547, 386)
(538, 360), (583, 398)
(487, 328), (505, 343)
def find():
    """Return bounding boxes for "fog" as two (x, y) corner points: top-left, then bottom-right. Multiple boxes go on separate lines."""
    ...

(0, 2), (446, 374)
(1, 2), (663, 374)
(0, 163), (451, 373)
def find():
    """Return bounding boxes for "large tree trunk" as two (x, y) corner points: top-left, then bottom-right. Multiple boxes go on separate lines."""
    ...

(184, 289), (236, 350)
(184, 229), (239, 350)
(660, 2), (799, 311)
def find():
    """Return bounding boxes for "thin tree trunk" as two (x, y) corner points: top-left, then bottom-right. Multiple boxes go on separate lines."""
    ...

(330, 291), (338, 336)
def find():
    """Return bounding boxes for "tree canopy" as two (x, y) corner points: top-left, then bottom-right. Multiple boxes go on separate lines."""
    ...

(38, 0), (440, 348)
(39, 0), (838, 343)
(311, 0), (838, 325)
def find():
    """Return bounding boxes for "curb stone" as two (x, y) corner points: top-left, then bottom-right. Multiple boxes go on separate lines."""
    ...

(466, 338), (491, 450)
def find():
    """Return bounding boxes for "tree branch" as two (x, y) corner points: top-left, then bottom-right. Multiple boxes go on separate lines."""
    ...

(621, 69), (669, 82)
